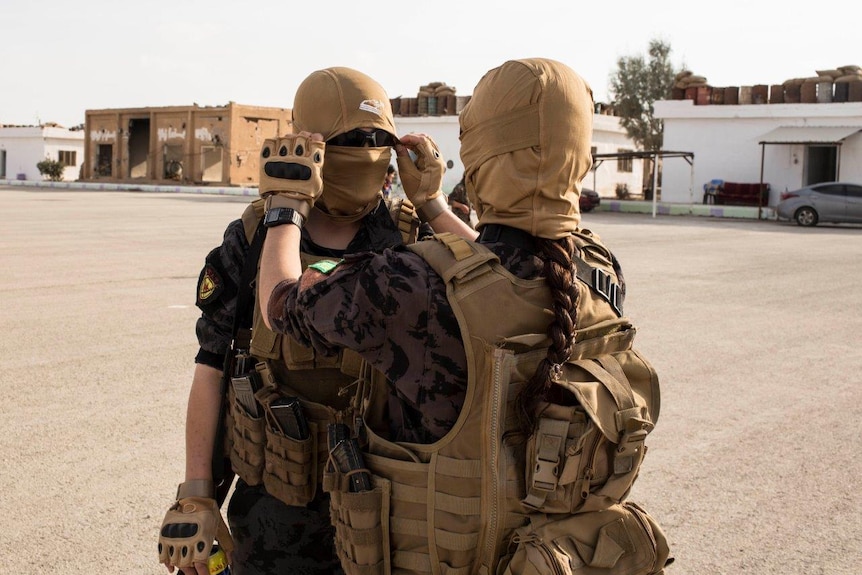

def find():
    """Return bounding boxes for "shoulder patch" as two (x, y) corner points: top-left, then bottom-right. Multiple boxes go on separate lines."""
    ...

(197, 263), (224, 305)
(307, 259), (343, 275)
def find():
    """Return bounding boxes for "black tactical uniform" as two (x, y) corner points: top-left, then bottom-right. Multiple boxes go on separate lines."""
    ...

(195, 199), (414, 575)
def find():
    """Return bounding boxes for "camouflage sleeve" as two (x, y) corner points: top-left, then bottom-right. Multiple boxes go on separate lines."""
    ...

(268, 249), (468, 441)
(193, 218), (249, 369)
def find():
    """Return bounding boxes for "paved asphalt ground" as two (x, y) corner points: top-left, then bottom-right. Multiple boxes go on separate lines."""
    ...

(1, 187), (860, 574)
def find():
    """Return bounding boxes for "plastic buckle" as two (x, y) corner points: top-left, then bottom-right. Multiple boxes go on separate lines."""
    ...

(532, 457), (560, 492)
(531, 422), (568, 492)
(613, 419), (653, 474)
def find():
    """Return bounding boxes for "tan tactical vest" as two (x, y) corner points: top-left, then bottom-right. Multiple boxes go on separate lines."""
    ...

(324, 232), (661, 575)
(225, 197), (420, 507)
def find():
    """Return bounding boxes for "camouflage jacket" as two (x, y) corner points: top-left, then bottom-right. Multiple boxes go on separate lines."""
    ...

(267, 239), (545, 443)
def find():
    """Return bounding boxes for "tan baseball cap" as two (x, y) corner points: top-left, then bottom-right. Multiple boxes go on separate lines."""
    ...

(292, 67), (395, 141)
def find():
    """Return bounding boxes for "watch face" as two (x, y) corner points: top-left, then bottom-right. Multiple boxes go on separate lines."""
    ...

(264, 207), (303, 228)
(264, 209), (280, 225)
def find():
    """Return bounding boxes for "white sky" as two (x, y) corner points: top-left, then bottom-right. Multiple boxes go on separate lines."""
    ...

(2, 1), (858, 128)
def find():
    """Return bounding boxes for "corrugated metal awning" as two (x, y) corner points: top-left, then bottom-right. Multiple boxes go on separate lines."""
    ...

(759, 126), (862, 144)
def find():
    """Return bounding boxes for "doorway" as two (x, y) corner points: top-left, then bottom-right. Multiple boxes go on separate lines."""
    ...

(201, 146), (223, 183)
(805, 145), (838, 185)
(164, 144), (184, 181)
(128, 118), (150, 178)
(96, 144), (113, 176)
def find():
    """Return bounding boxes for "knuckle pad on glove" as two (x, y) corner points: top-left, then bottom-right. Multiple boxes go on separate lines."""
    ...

(158, 498), (224, 568)
(259, 135), (324, 200)
(263, 161), (312, 181)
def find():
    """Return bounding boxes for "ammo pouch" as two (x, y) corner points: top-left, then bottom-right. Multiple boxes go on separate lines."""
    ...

(226, 371), (317, 505)
(498, 502), (672, 575)
(323, 451), (390, 575)
(226, 355), (370, 507)
(522, 338), (660, 514)
(226, 378), (265, 486)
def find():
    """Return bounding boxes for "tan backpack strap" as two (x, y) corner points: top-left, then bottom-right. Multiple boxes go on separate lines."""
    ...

(407, 233), (498, 283)
(241, 198), (266, 243)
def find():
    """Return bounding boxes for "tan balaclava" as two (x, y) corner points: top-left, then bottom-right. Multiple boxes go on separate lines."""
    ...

(292, 67), (396, 222)
(459, 58), (594, 238)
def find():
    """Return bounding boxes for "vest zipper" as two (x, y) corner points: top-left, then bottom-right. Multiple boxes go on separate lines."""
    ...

(579, 427), (603, 504)
(484, 349), (507, 565)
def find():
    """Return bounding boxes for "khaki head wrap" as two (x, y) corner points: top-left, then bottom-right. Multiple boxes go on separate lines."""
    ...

(459, 58), (594, 239)
(293, 67), (396, 221)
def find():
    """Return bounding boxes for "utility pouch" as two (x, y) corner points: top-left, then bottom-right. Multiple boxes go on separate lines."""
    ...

(498, 502), (672, 575)
(324, 424), (389, 575)
(226, 377), (265, 486)
(523, 349), (659, 514)
(260, 389), (317, 506)
(327, 476), (391, 575)
(523, 404), (609, 514)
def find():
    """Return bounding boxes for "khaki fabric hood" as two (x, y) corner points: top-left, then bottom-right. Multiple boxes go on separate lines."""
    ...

(459, 58), (594, 239)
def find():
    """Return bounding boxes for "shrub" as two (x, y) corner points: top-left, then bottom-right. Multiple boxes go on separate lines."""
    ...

(37, 158), (65, 181)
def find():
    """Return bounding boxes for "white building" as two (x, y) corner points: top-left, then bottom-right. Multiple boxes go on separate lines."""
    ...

(393, 113), (643, 197)
(0, 125), (85, 182)
(655, 99), (862, 205)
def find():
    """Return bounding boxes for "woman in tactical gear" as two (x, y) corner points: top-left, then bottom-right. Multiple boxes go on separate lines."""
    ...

(258, 59), (670, 575)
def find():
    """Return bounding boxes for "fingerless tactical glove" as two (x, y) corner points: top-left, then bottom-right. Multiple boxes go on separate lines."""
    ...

(396, 136), (448, 221)
(259, 134), (325, 219)
(158, 496), (234, 569)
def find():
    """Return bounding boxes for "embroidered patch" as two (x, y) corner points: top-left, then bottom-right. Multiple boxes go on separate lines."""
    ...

(197, 264), (223, 304)
(358, 99), (385, 117)
(307, 259), (343, 275)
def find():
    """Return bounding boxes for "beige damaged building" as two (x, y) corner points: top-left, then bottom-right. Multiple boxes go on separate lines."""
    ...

(82, 102), (292, 186)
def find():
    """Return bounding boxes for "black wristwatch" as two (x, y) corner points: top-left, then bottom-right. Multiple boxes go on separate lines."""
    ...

(263, 207), (305, 229)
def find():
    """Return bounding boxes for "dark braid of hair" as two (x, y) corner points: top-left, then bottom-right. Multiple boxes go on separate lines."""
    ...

(515, 235), (580, 436)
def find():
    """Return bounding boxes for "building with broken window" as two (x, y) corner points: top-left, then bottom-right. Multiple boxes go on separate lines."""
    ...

(82, 102), (291, 186)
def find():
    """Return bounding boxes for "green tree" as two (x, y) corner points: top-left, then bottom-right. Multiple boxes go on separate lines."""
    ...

(609, 39), (678, 151)
(37, 158), (65, 181)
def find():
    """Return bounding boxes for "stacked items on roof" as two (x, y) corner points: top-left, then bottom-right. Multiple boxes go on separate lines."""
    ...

(391, 82), (471, 117)
(782, 65), (862, 103)
(670, 65), (862, 105)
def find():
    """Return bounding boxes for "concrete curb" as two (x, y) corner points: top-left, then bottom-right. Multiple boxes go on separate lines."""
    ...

(1, 178), (777, 220)
(596, 198), (775, 220)
(0, 178), (257, 197)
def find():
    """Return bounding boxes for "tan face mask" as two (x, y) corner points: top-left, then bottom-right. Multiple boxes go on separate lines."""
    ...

(292, 67), (397, 222)
(316, 146), (390, 222)
(459, 58), (594, 239)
